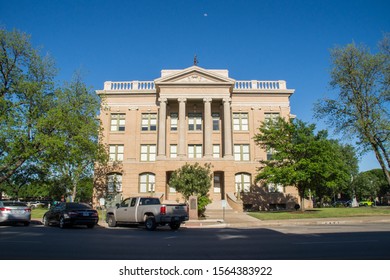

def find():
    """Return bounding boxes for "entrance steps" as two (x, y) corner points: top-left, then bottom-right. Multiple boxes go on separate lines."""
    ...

(206, 200), (233, 210)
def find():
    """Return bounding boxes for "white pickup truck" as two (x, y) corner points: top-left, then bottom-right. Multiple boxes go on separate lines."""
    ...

(105, 196), (189, 230)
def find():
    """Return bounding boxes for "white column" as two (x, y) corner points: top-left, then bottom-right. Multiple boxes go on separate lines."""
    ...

(203, 98), (212, 158)
(223, 98), (233, 158)
(157, 98), (167, 158)
(178, 98), (187, 157)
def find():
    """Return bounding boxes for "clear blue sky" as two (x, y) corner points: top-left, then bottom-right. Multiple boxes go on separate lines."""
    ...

(1, 0), (389, 172)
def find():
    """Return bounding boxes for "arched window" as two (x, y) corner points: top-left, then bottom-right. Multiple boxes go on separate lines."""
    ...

(107, 173), (122, 193)
(235, 173), (251, 193)
(139, 173), (155, 193)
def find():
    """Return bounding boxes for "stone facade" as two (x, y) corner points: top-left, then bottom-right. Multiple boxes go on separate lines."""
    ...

(95, 66), (305, 211)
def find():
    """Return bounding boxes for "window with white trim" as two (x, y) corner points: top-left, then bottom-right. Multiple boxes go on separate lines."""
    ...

(188, 113), (202, 131)
(170, 113), (178, 131)
(140, 145), (156, 161)
(107, 173), (122, 193)
(141, 113), (157, 131)
(188, 144), (202, 158)
(110, 113), (126, 131)
(170, 145), (177, 158)
(139, 173), (155, 193)
(109, 145), (124, 161)
(212, 113), (220, 131)
(233, 112), (249, 131)
(268, 183), (284, 193)
(264, 112), (280, 126)
(234, 144), (250, 161)
(235, 173), (251, 193)
(213, 144), (220, 158)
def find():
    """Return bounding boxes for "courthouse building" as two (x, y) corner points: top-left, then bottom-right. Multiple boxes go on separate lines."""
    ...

(95, 65), (303, 211)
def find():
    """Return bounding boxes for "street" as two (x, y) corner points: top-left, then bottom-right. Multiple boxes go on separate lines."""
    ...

(1, 222), (390, 260)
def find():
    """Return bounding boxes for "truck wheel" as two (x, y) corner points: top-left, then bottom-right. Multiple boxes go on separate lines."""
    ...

(107, 215), (117, 227)
(169, 222), (180, 230)
(145, 216), (157, 231)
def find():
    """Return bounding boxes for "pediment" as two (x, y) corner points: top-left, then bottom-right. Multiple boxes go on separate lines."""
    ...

(154, 66), (235, 86)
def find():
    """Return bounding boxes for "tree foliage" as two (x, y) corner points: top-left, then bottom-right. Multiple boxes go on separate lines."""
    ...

(0, 28), (56, 184)
(315, 34), (390, 186)
(169, 162), (212, 215)
(0, 28), (108, 201)
(353, 169), (389, 202)
(254, 118), (358, 210)
(41, 75), (107, 202)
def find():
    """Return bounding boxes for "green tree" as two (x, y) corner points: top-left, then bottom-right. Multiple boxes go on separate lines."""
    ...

(0, 28), (56, 184)
(42, 74), (107, 202)
(353, 169), (389, 203)
(315, 34), (390, 187)
(254, 118), (358, 210)
(169, 162), (212, 216)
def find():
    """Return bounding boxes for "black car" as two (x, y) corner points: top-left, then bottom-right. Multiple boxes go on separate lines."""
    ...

(42, 202), (98, 229)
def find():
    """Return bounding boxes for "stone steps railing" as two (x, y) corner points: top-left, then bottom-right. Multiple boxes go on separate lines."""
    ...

(103, 80), (286, 91)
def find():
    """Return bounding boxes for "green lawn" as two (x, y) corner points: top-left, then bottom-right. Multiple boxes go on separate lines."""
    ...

(31, 208), (48, 219)
(248, 207), (390, 220)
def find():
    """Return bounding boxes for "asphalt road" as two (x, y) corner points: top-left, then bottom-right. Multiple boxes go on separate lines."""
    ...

(1, 222), (390, 260)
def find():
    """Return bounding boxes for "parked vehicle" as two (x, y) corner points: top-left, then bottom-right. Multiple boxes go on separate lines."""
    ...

(106, 196), (189, 230)
(332, 200), (349, 207)
(359, 200), (373, 207)
(42, 202), (98, 229)
(0, 200), (31, 226)
(28, 201), (46, 209)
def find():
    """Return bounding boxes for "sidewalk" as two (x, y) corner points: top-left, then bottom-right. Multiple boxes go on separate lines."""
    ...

(181, 209), (390, 228)
(34, 209), (390, 228)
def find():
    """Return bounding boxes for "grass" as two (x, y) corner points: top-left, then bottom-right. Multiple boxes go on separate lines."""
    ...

(31, 208), (48, 219)
(248, 206), (390, 220)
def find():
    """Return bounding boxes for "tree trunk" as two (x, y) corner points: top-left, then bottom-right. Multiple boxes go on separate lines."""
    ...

(371, 142), (390, 187)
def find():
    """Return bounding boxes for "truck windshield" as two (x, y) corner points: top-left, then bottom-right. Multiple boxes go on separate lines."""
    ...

(139, 198), (160, 205)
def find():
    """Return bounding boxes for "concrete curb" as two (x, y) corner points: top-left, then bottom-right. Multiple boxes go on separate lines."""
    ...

(31, 215), (390, 229)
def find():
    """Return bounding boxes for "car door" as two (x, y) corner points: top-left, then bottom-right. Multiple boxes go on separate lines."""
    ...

(47, 203), (64, 224)
(115, 198), (132, 222)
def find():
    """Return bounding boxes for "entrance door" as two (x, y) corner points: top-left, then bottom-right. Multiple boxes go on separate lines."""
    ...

(214, 172), (225, 200)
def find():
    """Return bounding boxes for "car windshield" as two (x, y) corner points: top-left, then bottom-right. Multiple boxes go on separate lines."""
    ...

(2, 201), (27, 207)
(66, 203), (92, 210)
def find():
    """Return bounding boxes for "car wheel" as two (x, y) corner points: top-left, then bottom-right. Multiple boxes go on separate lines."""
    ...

(24, 222), (30, 226)
(145, 216), (157, 231)
(169, 222), (180, 230)
(43, 215), (50, 226)
(87, 224), (95, 229)
(107, 215), (117, 227)
(59, 217), (66, 229)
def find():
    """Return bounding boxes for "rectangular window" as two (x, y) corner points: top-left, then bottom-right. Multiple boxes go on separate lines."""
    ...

(268, 183), (284, 193)
(141, 113), (157, 131)
(140, 145), (156, 161)
(170, 145), (177, 158)
(234, 144), (250, 161)
(264, 112), (280, 125)
(170, 113), (178, 131)
(267, 147), (275, 160)
(212, 113), (220, 131)
(110, 113), (126, 131)
(233, 112), (249, 131)
(188, 144), (202, 158)
(109, 145), (124, 161)
(107, 174), (122, 193)
(188, 113), (202, 131)
(139, 173), (155, 193)
(213, 144), (220, 158)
